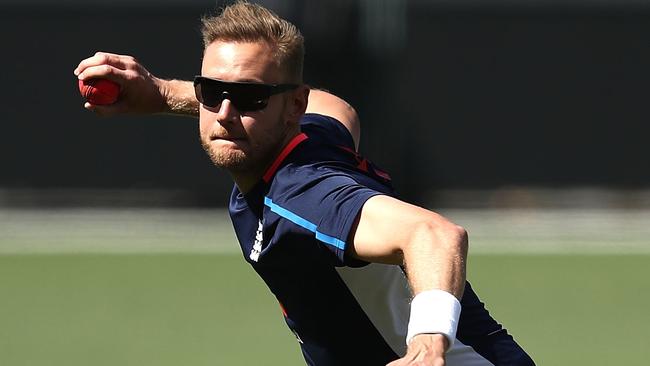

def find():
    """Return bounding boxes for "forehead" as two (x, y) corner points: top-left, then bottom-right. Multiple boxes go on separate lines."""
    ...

(201, 41), (281, 83)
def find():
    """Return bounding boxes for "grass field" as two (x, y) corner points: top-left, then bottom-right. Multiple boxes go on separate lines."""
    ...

(1, 208), (649, 365)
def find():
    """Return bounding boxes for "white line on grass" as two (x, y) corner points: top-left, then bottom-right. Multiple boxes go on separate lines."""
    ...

(1, 208), (649, 255)
(0, 208), (238, 254)
(441, 208), (650, 254)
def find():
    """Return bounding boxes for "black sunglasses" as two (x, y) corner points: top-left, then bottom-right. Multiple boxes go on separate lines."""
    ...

(193, 76), (299, 112)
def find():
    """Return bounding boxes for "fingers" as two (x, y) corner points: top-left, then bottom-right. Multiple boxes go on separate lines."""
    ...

(83, 102), (113, 116)
(76, 52), (137, 114)
(74, 51), (140, 81)
(83, 100), (128, 117)
(74, 51), (137, 75)
(75, 51), (168, 115)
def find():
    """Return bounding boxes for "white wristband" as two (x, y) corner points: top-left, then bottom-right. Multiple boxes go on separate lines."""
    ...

(406, 289), (462, 349)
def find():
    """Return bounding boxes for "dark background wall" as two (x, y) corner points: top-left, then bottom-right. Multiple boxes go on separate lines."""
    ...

(2, 1), (649, 205)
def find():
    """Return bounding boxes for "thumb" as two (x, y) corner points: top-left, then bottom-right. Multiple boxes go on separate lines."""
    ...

(83, 101), (128, 117)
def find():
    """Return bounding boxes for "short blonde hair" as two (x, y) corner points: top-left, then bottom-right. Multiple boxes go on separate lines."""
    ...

(201, 1), (305, 83)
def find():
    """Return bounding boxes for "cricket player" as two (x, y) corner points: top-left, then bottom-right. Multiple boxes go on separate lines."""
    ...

(74, 2), (535, 365)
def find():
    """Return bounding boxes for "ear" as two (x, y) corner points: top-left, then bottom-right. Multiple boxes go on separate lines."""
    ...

(285, 85), (310, 126)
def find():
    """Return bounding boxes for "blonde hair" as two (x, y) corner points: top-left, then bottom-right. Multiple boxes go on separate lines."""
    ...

(201, 1), (305, 83)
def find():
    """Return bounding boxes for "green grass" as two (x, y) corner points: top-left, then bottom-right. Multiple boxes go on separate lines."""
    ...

(468, 255), (650, 365)
(1, 254), (648, 365)
(0, 254), (303, 366)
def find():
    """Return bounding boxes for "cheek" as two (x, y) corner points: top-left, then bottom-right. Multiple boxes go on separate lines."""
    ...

(239, 117), (258, 137)
(198, 111), (212, 137)
(249, 118), (282, 148)
(198, 121), (208, 136)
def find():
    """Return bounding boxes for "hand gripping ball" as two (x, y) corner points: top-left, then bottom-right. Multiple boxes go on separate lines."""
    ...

(78, 78), (120, 105)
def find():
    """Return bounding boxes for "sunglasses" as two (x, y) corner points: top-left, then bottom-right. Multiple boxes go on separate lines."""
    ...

(193, 76), (299, 112)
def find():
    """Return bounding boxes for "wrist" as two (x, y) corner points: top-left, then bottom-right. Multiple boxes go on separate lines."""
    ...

(406, 289), (461, 351)
(157, 78), (199, 116)
(154, 77), (174, 114)
(408, 333), (448, 352)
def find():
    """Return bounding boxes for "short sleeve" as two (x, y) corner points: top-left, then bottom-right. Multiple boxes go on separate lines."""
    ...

(265, 166), (384, 267)
(300, 113), (356, 150)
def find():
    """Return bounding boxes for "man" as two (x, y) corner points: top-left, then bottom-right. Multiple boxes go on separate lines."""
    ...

(74, 2), (534, 365)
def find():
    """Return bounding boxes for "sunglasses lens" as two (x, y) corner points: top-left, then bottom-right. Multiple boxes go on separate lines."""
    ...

(230, 90), (268, 112)
(195, 79), (224, 108)
(194, 77), (288, 112)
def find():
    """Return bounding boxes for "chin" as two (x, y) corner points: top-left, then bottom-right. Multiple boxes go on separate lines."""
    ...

(210, 152), (247, 169)
(201, 138), (244, 168)
(211, 151), (253, 172)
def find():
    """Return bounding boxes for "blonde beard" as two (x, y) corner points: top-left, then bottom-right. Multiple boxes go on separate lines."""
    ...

(200, 138), (251, 172)
(199, 128), (290, 175)
(199, 100), (293, 176)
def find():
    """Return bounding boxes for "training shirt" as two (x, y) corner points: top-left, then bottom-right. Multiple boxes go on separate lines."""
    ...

(228, 113), (534, 366)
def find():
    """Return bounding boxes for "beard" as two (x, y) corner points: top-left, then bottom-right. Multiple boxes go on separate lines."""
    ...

(200, 137), (249, 172)
(199, 128), (287, 175)
(198, 101), (291, 176)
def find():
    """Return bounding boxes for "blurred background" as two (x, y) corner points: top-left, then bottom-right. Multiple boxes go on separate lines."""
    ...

(1, 0), (649, 365)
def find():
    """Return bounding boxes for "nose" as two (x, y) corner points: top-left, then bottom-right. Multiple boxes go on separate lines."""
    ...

(215, 96), (239, 124)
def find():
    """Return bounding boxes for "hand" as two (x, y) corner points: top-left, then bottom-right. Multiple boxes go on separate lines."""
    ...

(386, 334), (448, 366)
(73, 51), (168, 116)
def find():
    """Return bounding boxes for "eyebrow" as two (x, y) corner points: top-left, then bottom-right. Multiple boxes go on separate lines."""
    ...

(237, 78), (266, 83)
(202, 76), (267, 84)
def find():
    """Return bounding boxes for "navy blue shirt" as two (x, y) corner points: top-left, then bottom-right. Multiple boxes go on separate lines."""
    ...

(228, 114), (534, 366)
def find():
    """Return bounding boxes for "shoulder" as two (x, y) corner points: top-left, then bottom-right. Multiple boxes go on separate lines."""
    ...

(304, 89), (360, 150)
(275, 118), (395, 196)
(269, 161), (393, 215)
(265, 164), (385, 266)
(300, 113), (356, 150)
(271, 163), (360, 197)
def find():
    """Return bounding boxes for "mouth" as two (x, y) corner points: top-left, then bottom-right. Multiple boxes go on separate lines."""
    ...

(210, 134), (244, 143)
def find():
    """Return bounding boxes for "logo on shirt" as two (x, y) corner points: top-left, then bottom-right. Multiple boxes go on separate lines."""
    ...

(249, 219), (263, 262)
(291, 329), (304, 344)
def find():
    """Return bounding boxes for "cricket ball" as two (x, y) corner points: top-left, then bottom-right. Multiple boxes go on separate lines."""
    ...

(78, 78), (120, 105)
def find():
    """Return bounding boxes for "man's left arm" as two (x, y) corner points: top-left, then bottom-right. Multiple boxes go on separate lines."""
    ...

(347, 194), (468, 366)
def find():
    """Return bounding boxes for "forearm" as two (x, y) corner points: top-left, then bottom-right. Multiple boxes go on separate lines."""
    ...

(351, 195), (468, 299)
(402, 220), (468, 299)
(352, 195), (468, 357)
(400, 220), (467, 353)
(158, 79), (199, 117)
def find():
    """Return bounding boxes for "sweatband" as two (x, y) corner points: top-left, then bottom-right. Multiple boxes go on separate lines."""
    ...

(406, 289), (462, 349)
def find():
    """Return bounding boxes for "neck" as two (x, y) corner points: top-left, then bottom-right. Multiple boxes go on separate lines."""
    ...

(230, 173), (259, 195)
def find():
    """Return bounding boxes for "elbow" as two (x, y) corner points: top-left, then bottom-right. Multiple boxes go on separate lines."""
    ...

(410, 218), (468, 258)
(455, 224), (469, 258)
(439, 221), (468, 259)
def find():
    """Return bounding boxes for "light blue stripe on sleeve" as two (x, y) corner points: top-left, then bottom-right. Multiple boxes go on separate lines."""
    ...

(264, 196), (347, 250)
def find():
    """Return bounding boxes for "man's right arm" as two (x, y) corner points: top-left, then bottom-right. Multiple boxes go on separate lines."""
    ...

(74, 52), (361, 150)
(74, 52), (198, 117)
